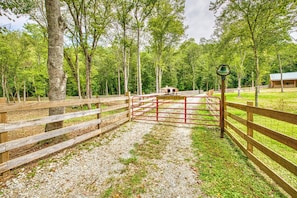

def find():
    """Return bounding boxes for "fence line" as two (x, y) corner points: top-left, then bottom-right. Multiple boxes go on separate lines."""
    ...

(0, 96), (130, 178)
(225, 101), (297, 196)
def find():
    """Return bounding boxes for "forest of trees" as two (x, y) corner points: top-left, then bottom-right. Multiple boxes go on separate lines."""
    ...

(1, 0), (297, 103)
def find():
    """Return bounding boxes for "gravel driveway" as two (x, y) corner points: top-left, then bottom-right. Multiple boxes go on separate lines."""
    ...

(1, 98), (203, 198)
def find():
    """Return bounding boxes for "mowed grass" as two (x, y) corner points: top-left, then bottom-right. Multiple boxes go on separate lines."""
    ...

(225, 88), (297, 114)
(192, 90), (297, 197)
(192, 127), (285, 197)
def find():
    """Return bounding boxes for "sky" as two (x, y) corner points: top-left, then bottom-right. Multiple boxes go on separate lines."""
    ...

(184, 0), (216, 42)
(0, 0), (216, 43)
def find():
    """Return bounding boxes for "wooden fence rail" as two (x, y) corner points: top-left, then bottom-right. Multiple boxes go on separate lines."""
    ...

(206, 97), (220, 120)
(225, 101), (297, 197)
(0, 96), (130, 178)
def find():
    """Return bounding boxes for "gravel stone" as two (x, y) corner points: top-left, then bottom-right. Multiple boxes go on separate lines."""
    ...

(0, 97), (203, 198)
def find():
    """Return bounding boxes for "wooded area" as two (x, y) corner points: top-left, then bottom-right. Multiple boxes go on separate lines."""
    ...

(0, 0), (297, 106)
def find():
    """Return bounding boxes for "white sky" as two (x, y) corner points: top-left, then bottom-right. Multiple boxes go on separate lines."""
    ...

(0, 0), (216, 43)
(184, 0), (216, 42)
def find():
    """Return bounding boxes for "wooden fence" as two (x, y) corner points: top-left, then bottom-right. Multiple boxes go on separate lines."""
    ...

(225, 101), (297, 196)
(0, 96), (130, 178)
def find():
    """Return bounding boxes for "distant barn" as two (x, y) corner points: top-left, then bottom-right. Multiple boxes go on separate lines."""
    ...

(161, 86), (178, 95)
(269, 72), (297, 88)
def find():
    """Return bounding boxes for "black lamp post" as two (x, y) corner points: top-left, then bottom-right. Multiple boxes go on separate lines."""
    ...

(216, 64), (231, 138)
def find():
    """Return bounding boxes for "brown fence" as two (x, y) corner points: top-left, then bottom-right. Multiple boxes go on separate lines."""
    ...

(225, 101), (297, 196)
(0, 96), (130, 178)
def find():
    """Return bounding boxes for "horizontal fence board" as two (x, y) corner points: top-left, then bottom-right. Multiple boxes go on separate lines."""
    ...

(132, 103), (155, 115)
(99, 96), (128, 103)
(132, 97), (155, 105)
(225, 128), (297, 196)
(226, 101), (297, 196)
(225, 120), (247, 140)
(0, 97), (128, 113)
(246, 150), (297, 197)
(226, 102), (247, 111)
(227, 120), (297, 176)
(101, 117), (129, 134)
(0, 119), (101, 153)
(101, 104), (128, 113)
(0, 99), (101, 113)
(248, 121), (297, 150)
(227, 112), (247, 126)
(250, 106), (297, 125)
(0, 109), (100, 133)
(101, 111), (129, 122)
(225, 128), (248, 156)
(0, 128), (103, 174)
(246, 135), (297, 176)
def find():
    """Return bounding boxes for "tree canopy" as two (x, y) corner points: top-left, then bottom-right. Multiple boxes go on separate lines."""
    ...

(1, 0), (297, 106)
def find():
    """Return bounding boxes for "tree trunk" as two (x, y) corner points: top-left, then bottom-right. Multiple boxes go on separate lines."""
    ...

(23, 81), (26, 102)
(76, 53), (82, 99)
(45, 0), (67, 132)
(237, 75), (241, 97)
(155, 54), (162, 93)
(85, 53), (92, 99)
(252, 71), (254, 89)
(254, 51), (260, 107)
(105, 80), (108, 95)
(17, 90), (21, 103)
(158, 67), (162, 92)
(14, 76), (21, 103)
(1, 73), (5, 98)
(64, 49), (82, 98)
(278, 54), (284, 93)
(137, 26), (142, 95)
(192, 63), (196, 90)
(155, 63), (159, 93)
(123, 25), (129, 94)
(118, 65), (121, 95)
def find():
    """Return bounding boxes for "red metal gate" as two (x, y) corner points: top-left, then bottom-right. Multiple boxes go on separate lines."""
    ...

(131, 95), (221, 127)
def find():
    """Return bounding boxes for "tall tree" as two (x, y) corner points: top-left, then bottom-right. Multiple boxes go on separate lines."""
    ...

(0, 0), (67, 130)
(133, 0), (156, 95)
(116, 0), (134, 94)
(149, 0), (185, 93)
(179, 39), (201, 90)
(64, 0), (113, 98)
(45, 0), (67, 131)
(24, 24), (48, 101)
(211, 0), (293, 106)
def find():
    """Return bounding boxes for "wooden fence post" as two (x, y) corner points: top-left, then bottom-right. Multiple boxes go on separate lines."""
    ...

(247, 101), (254, 152)
(0, 97), (9, 177)
(224, 96), (227, 129)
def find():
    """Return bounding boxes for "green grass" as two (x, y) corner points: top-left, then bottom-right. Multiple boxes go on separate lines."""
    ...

(192, 127), (286, 197)
(208, 88), (297, 195)
(224, 88), (297, 114)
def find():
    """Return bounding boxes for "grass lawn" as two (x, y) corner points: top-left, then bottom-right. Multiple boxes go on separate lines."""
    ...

(192, 127), (286, 197)
(224, 88), (297, 114)
(224, 88), (297, 189)
(192, 89), (297, 197)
